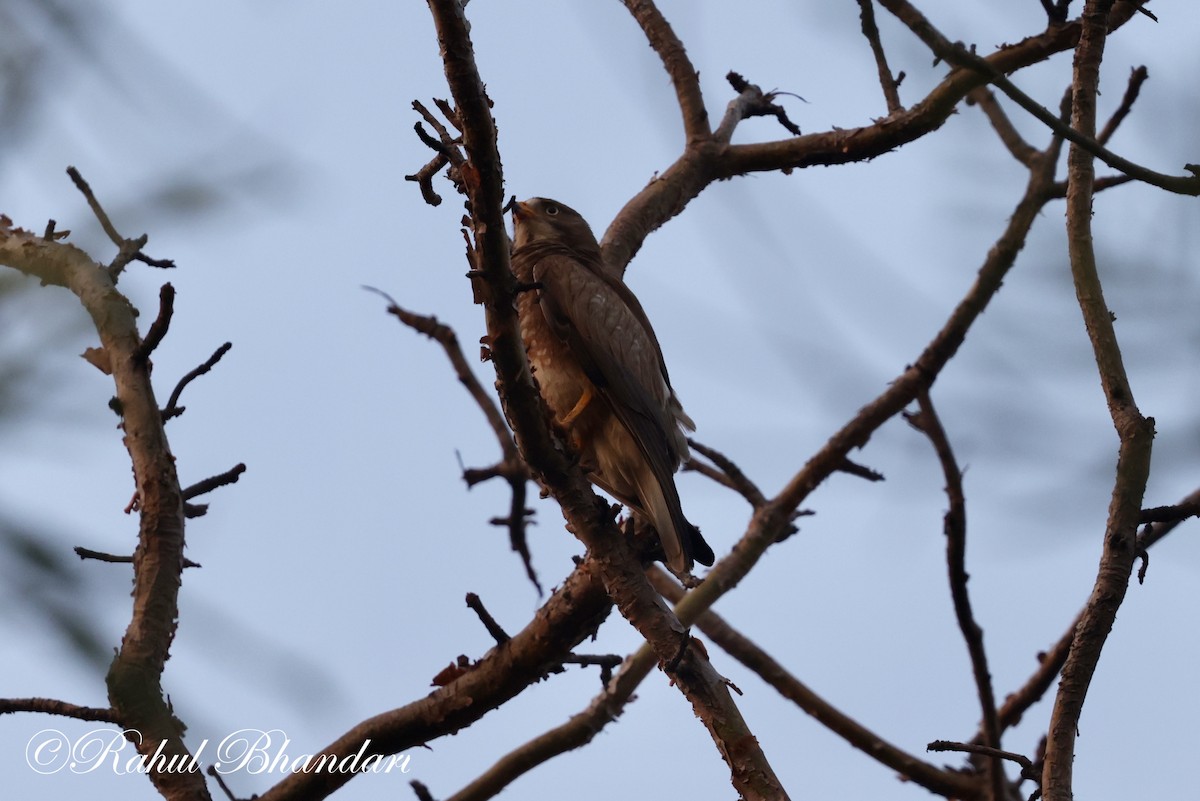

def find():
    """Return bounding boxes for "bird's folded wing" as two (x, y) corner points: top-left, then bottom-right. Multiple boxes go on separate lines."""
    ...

(533, 255), (681, 469)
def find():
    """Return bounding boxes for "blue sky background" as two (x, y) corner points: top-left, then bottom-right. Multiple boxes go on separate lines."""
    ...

(2, 1), (1198, 799)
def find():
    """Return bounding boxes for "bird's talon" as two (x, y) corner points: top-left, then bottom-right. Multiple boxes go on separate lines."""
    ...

(560, 385), (593, 426)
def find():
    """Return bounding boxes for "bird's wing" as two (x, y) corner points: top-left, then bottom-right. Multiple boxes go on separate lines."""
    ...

(534, 252), (712, 573)
(533, 253), (681, 466)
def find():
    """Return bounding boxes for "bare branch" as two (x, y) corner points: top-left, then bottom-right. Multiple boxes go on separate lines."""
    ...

(994, 612), (1079, 736)
(367, 287), (540, 593)
(423, 4), (791, 796)
(928, 740), (1037, 778)
(968, 87), (1041, 166)
(654, 571), (980, 799)
(465, 593), (510, 645)
(255, 560), (612, 801)
(1043, 3), (1154, 797)
(876, 0), (1199, 195)
(182, 463), (246, 501)
(601, 1), (1152, 278)
(163, 342), (233, 421)
(1138, 497), (1200, 525)
(446, 559), (975, 801)
(66, 166), (174, 278)
(67, 166), (126, 250)
(410, 780), (438, 801)
(836, 456), (884, 482)
(406, 154), (448, 207)
(767, 137), (1060, 525)
(907, 392), (1003, 801)
(0, 697), (122, 723)
(135, 283), (176, 363)
(856, 0), (904, 115)
(619, 0), (710, 141)
(75, 546), (201, 569)
(1097, 65), (1148, 145)
(1136, 486), (1200, 552)
(686, 438), (767, 508)
(1, 204), (204, 800)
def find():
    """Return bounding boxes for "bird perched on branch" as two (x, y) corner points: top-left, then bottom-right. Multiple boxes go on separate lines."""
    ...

(510, 197), (714, 580)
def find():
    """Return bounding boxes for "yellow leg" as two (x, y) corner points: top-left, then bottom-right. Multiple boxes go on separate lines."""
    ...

(560, 385), (593, 425)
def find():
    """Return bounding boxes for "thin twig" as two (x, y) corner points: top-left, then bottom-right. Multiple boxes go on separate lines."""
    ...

(928, 740), (1036, 777)
(465, 593), (510, 644)
(207, 765), (241, 801)
(66, 166), (124, 248)
(181, 464), (246, 501)
(410, 780), (437, 801)
(65, 167), (173, 278)
(968, 87), (1040, 165)
(134, 283), (176, 363)
(876, 0), (1200, 196)
(687, 438), (766, 507)
(767, 142), (1060, 529)
(1137, 487), (1200, 553)
(108, 234), (148, 279)
(560, 652), (623, 682)
(406, 154), (448, 207)
(907, 392), (1004, 801)
(367, 287), (542, 594)
(163, 342), (233, 421)
(836, 456), (884, 482)
(0, 697), (122, 722)
(653, 570), (979, 798)
(1097, 66), (1148, 145)
(856, 0), (904, 114)
(1135, 486), (1200, 582)
(1138, 498), (1200, 524)
(254, 559), (612, 801)
(75, 546), (201, 569)
(413, 100), (465, 167)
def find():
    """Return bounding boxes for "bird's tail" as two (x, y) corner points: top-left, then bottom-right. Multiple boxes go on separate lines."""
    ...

(633, 460), (714, 576)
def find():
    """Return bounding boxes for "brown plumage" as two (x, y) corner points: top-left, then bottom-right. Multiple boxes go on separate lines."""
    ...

(510, 197), (714, 577)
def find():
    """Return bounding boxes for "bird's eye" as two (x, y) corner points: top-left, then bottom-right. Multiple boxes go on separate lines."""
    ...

(545, 204), (559, 216)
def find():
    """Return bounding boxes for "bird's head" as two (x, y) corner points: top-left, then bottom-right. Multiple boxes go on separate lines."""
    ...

(511, 197), (600, 255)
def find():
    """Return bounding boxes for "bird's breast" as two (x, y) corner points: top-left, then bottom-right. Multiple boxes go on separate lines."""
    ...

(516, 289), (598, 426)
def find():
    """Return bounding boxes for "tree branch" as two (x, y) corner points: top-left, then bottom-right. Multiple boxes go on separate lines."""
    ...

(367, 287), (541, 592)
(766, 136), (1060, 530)
(654, 571), (980, 799)
(423, 3), (789, 798)
(0, 697), (121, 723)
(1043, 3), (1155, 797)
(856, 0), (904, 115)
(907, 392), (1004, 801)
(255, 559), (612, 801)
(162, 342), (233, 421)
(599, 0), (1158, 280)
(1, 212), (203, 799)
(619, 0), (710, 142)
(1097, 65), (1148, 145)
(876, 0), (1198, 195)
(968, 87), (1041, 166)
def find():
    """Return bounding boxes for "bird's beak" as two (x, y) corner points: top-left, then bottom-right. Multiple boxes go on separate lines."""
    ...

(512, 200), (534, 222)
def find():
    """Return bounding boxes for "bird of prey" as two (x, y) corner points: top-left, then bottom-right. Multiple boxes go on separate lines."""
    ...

(510, 197), (714, 578)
